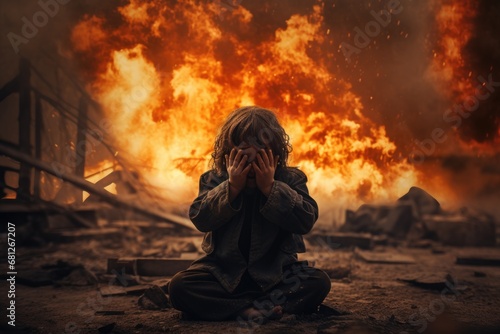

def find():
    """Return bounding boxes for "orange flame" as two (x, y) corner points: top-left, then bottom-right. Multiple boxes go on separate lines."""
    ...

(427, 0), (477, 101)
(426, 2), (500, 153)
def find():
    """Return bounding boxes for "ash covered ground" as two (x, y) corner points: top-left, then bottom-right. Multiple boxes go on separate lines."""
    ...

(2, 223), (500, 334)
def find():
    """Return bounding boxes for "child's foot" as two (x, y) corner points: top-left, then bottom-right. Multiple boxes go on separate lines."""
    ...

(238, 305), (283, 323)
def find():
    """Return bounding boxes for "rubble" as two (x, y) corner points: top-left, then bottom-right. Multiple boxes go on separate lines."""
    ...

(124, 285), (151, 295)
(97, 323), (116, 334)
(95, 311), (125, 316)
(307, 232), (374, 250)
(398, 186), (441, 217)
(15, 260), (97, 287)
(341, 203), (415, 238)
(138, 285), (171, 310)
(46, 208), (100, 229)
(46, 228), (121, 243)
(456, 256), (500, 266)
(99, 285), (150, 297)
(423, 211), (496, 247)
(55, 267), (98, 286)
(99, 285), (127, 297)
(355, 249), (416, 264)
(397, 272), (455, 291)
(338, 186), (497, 247)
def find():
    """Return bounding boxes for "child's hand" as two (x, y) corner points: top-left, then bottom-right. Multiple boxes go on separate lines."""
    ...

(225, 148), (251, 193)
(252, 149), (279, 197)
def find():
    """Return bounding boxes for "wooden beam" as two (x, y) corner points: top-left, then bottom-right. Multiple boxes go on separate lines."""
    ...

(0, 142), (195, 231)
(18, 58), (32, 199)
(0, 76), (18, 103)
(34, 93), (42, 198)
(75, 97), (88, 204)
(355, 249), (416, 264)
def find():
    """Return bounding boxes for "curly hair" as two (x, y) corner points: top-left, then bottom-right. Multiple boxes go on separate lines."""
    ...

(211, 106), (293, 176)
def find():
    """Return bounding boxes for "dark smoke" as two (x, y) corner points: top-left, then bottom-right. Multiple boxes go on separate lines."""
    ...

(463, 0), (500, 144)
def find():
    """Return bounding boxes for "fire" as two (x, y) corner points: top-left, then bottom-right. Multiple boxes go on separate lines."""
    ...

(82, 160), (117, 201)
(426, 2), (500, 152)
(427, 0), (477, 101)
(70, 0), (421, 225)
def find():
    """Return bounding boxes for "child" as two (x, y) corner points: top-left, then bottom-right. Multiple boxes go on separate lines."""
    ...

(168, 106), (331, 322)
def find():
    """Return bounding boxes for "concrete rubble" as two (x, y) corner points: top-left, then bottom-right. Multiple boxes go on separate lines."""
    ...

(339, 186), (497, 247)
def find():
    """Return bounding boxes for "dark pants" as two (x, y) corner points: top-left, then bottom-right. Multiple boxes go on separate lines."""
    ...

(168, 262), (331, 321)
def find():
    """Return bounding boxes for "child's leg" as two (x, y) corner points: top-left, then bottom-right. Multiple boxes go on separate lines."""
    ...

(168, 268), (262, 321)
(255, 263), (331, 315)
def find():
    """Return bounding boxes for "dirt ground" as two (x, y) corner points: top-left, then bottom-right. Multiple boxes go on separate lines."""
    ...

(2, 227), (500, 334)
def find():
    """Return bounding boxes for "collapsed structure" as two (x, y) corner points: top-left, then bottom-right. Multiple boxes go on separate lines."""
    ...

(340, 186), (496, 247)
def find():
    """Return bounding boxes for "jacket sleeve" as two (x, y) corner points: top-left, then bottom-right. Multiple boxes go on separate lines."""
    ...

(189, 170), (242, 232)
(259, 168), (319, 234)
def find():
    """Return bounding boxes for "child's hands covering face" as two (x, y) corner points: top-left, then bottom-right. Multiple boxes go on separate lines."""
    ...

(225, 148), (251, 192)
(252, 149), (279, 197)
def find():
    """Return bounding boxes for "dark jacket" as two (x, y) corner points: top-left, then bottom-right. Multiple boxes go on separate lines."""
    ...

(187, 167), (319, 293)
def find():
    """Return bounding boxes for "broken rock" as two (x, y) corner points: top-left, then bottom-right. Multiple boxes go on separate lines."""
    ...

(341, 203), (414, 238)
(56, 267), (98, 286)
(398, 272), (455, 291)
(398, 186), (441, 218)
(138, 285), (171, 310)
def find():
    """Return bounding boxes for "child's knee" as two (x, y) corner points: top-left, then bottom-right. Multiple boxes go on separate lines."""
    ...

(168, 272), (188, 305)
(307, 269), (331, 298)
(316, 269), (332, 296)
